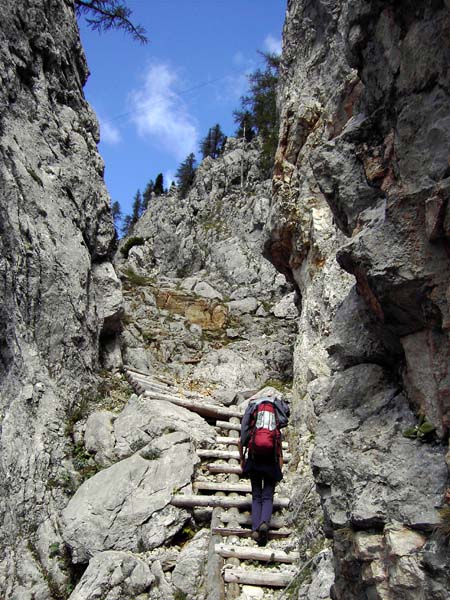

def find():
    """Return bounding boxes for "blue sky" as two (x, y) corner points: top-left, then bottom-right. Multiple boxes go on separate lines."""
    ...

(78, 0), (286, 220)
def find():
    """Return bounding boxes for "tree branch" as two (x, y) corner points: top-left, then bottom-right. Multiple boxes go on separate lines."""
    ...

(74, 0), (148, 44)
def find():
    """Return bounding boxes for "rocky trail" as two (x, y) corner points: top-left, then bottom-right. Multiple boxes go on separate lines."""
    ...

(125, 366), (300, 598)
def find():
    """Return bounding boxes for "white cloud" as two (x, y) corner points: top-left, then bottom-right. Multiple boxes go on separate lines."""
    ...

(99, 119), (121, 145)
(164, 170), (175, 189)
(263, 34), (282, 55)
(129, 62), (199, 161)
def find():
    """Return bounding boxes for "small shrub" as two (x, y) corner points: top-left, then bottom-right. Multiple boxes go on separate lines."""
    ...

(120, 236), (145, 258)
(120, 267), (152, 287)
(48, 542), (61, 559)
(403, 414), (436, 441)
(140, 447), (161, 460)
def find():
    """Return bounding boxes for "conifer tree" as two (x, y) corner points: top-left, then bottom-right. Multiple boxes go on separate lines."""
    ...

(200, 124), (225, 159)
(176, 153), (197, 198)
(131, 189), (143, 225)
(154, 173), (164, 195)
(111, 200), (122, 233)
(74, 0), (148, 44)
(121, 214), (132, 236)
(142, 179), (153, 211)
(233, 52), (280, 172)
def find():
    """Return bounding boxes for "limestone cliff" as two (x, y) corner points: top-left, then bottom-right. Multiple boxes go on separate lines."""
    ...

(265, 0), (450, 597)
(0, 0), (121, 596)
(116, 137), (297, 399)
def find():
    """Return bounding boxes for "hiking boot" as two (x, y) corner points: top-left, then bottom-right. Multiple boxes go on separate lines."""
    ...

(251, 530), (259, 542)
(258, 522), (268, 546)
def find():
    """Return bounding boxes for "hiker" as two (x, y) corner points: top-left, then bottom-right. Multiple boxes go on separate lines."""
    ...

(238, 391), (290, 546)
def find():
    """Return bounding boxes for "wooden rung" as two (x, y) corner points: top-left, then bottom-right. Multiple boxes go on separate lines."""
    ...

(212, 527), (292, 539)
(124, 366), (176, 387)
(206, 463), (242, 475)
(215, 543), (298, 563)
(193, 481), (251, 494)
(215, 436), (289, 450)
(223, 569), (293, 587)
(129, 371), (208, 400)
(142, 392), (242, 420)
(171, 495), (290, 509)
(216, 420), (241, 431)
(220, 512), (287, 529)
(197, 449), (241, 460)
(198, 449), (291, 462)
(126, 373), (174, 394)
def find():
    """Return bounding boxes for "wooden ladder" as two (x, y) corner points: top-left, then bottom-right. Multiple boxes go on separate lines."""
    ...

(125, 367), (297, 595)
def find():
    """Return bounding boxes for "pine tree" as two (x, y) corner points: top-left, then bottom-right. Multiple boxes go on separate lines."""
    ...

(233, 52), (280, 172)
(200, 124), (225, 159)
(142, 179), (153, 211)
(111, 200), (122, 232)
(233, 110), (255, 142)
(176, 153), (197, 198)
(74, 0), (148, 44)
(131, 189), (143, 225)
(121, 214), (132, 236)
(154, 173), (164, 195)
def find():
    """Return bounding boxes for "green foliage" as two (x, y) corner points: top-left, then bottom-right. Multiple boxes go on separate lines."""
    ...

(131, 189), (143, 225)
(200, 123), (226, 159)
(140, 447), (162, 460)
(65, 395), (90, 439)
(120, 236), (145, 258)
(73, 443), (99, 481)
(154, 173), (164, 195)
(142, 179), (154, 210)
(176, 153), (197, 198)
(262, 378), (292, 394)
(234, 51), (280, 174)
(403, 414), (436, 441)
(121, 267), (153, 286)
(111, 200), (121, 234)
(74, 0), (148, 44)
(48, 543), (62, 559)
(121, 214), (132, 237)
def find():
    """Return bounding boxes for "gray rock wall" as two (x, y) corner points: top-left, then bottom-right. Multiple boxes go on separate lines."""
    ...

(266, 0), (450, 598)
(0, 1), (121, 596)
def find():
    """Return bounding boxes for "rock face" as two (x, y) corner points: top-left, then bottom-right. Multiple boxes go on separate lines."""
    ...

(0, 1), (121, 597)
(265, 0), (450, 598)
(116, 139), (297, 394)
(120, 137), (288, 300)
(63, 431), (196, 563)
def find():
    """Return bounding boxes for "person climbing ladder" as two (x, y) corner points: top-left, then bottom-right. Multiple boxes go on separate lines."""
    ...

(238, 390), (290, 546)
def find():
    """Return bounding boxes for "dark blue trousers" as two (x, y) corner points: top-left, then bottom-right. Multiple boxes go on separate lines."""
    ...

(250, 472), (275, 531)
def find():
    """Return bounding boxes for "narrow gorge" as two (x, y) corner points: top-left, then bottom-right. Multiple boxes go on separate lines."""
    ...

(0, 1), (449, 599)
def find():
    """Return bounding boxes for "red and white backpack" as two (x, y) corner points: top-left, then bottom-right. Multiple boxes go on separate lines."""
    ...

(247, 400), (281, 459)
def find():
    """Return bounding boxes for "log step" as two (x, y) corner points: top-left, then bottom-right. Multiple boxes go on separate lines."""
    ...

(215, 436), (289, 450)
(223, 568), (294, 587)
(194, 481), (251, 494)
(212, 526), (292, 539)
(143, 392), (242, 420)
(220, 512), (288, 530)
(124, 365), (174, 386)
(198, 449), (291, 462)
(206, 463), (242, 475)
(171, 495), (290, 509)
(128, 371), (206, 400)
(215, 543), (298, 563)
(216, 420), (241, 432)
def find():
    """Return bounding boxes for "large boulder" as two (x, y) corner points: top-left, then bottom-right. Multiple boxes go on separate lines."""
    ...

(63, 432), (196, 563)
(70, 552), (153, 600)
